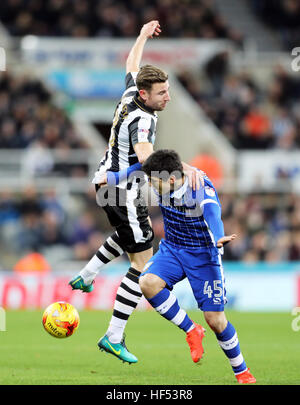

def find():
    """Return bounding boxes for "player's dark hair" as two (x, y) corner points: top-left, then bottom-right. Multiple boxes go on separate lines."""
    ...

(142, 149), (183, 180)
(136, 65), (168, 92)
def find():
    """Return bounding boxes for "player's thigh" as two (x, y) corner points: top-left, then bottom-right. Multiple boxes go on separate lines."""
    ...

(141, 241), (185, 290)
(98, 186), (154, 254)
(186, 253), (226, 312)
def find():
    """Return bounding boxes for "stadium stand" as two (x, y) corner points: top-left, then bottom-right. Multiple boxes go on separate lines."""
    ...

(1, 187), (300, 268)
(149, 191), (300, 263)
(0, 71), (88, 150)
(0, 185), (115, 269)
(0, 0), (243, 43)
(0, 71), (89, 176)
(0, 0), (298, 273)
(177, 62), (300, 150)
(248, 0), (300, 50)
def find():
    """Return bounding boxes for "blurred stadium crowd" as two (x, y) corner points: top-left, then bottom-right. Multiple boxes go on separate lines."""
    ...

(150, 192), (300, 263)
(178, 61), (300, 150)
(0, 185), (111, 268)
(0, 71), (87, 150)
(1, 187), (300, 269)
(0, 0), (243, 44)
(249, 0), (300, 50)
(0, 0), (299, 269)
(0, 71), (89, 176)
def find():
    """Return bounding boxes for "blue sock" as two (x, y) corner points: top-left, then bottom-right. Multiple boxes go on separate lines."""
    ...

(147, 288), (194, 333)
(215, 321), (247, 375)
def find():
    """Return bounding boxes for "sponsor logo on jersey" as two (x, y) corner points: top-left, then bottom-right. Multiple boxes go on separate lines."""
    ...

(205, 186), (216, 197)
(137, 128), (149, 142)
(213, 297), (221, 304)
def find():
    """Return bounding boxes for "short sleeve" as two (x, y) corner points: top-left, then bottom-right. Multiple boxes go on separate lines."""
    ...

(195, 181), (220, 210)
(125, 72), (137, 92)
(129, 116), (155, 146)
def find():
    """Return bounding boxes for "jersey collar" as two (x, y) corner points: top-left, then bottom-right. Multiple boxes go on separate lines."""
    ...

(133, 94), (157, 116)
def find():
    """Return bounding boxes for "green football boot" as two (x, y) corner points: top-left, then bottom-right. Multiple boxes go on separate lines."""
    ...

(97, 334), (138, 364)
(68, 275), (94, 293)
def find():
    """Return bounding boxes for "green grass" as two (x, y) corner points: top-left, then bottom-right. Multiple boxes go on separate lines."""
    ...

(0, 309), (299, 385)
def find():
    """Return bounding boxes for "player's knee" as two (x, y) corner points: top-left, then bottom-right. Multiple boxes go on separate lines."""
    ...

(139, 273), (164, 299)
(204, 311), (227, 333)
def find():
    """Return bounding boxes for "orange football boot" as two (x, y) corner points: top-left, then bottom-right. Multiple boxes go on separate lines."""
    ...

(186, 323), (206, 363)
(235, 368), (256, 384)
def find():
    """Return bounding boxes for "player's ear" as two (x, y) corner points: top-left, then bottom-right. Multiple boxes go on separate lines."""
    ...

(139, 89), (148, 102)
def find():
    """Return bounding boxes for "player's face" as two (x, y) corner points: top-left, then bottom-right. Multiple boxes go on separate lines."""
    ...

(141, 81), (170, 111)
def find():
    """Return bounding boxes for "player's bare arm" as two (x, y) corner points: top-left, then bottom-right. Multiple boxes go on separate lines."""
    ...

(126, 20), (161, 74)
(133, 142), (154, 164)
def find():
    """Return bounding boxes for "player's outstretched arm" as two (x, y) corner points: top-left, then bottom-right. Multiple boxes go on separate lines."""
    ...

(126, 20), (161, 74)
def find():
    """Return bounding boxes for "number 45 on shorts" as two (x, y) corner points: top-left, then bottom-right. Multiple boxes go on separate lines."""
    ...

(203, 280), (223, 300)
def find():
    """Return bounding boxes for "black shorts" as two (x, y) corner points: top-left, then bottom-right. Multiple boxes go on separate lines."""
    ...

(95, 185), (154, 253)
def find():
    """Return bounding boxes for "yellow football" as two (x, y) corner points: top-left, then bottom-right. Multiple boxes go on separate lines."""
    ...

(42, 301), (80, 338)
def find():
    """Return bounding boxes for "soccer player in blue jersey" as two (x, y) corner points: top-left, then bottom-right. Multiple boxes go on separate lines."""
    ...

(139, 149), (256, 384)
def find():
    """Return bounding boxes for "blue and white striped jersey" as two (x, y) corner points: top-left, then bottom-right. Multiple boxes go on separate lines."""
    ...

(157, 175), (224, 252)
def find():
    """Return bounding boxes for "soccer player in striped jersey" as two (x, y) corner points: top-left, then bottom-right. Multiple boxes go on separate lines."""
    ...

(139, 150), (256, 384)
(69, 21), (202, 364)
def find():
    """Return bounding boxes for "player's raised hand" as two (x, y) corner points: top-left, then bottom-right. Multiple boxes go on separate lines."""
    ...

(140, 20), (161, 39)
(217, 234), (237, 248)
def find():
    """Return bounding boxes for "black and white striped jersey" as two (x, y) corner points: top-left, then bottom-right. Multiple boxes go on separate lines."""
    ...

(96, 72), (158, 189)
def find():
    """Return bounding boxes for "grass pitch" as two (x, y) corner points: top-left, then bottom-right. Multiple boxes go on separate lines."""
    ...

(0, 309), (299, 385)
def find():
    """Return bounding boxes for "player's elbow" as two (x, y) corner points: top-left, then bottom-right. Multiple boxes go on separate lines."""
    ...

(137, 154), (147, 164)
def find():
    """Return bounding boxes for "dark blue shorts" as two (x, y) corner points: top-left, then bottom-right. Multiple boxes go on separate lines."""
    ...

(141, 239), (227, 312)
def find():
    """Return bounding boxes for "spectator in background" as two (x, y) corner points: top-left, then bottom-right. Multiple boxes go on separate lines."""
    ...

(16, 186), (44, 253)
(67, 211), (98, 247)
(18, 185), (43, 218)
(40, 210), (67, 247)
(0, 117), (20, 148)
(239, 105), (273, 149)
(204, 51), (229, 97)
(40, 189), (65, 225)
(0, 190), (20, 226)
(21, 139), (55, 177)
